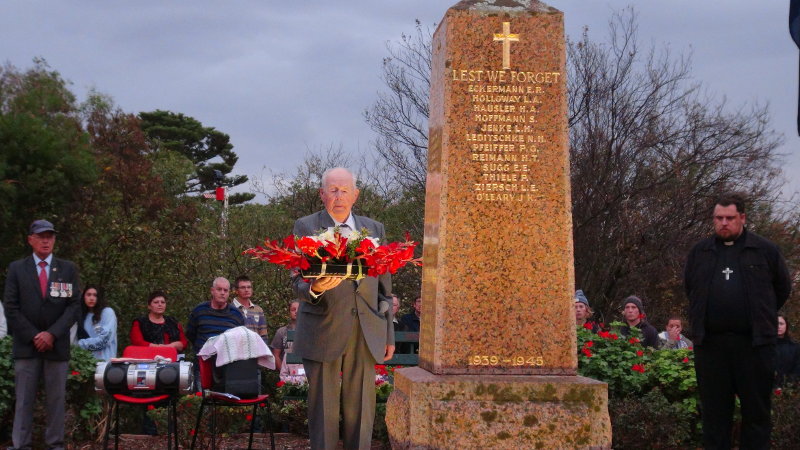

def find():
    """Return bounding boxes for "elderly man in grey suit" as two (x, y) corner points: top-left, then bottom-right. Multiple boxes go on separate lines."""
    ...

(4, 220), (80, 450)
(292, 167), (395, 449)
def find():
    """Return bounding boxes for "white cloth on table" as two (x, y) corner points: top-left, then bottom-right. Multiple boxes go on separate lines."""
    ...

(198, 326), (275, 369)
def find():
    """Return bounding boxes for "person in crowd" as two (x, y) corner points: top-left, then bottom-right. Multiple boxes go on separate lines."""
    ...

(186, 277), (244, 352)
(391, 294), (406, 332)
(270, 301), (305, 383)
(186, 277), (244, 390)
(685, 192), (791, 449)
(776, 314), (800, 387)
(129, 289), (188, 435)
(658, 316), (693, 350)
(618, 295), (659, 348)
(291, 167), (394, 450)
(390, 294), (414, 355)
(574, 289), (600, 333)
(0, 300), (7, 339)
(400, 295), (421, 332)
(232, 275), (269, 342)
(76, 285), (117, 361)
(3, 219), (81, 450)
(130, 290), (188, 352)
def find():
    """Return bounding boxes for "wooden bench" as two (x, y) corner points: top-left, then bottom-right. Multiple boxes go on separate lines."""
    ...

(284, 330), (419, 366)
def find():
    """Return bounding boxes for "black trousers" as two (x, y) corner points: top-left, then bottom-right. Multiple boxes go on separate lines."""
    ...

(695, 334), (776, 450)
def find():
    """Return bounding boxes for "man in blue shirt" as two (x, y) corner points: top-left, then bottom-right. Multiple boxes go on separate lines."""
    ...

(186, 277), (244, 389)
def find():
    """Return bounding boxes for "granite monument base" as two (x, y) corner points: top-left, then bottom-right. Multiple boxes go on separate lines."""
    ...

(386, 367), (611, 449)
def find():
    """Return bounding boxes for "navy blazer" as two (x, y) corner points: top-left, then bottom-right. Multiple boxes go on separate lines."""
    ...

(3, 255), (81, 360)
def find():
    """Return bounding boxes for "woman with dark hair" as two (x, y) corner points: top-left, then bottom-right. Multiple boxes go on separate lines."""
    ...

(776, 315), (800, 387)
(76, 285), (118, 361)
(130, 290), (187, 352)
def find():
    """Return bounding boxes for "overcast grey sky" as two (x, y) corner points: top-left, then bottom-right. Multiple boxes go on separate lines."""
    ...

(2, 1), (797, 201)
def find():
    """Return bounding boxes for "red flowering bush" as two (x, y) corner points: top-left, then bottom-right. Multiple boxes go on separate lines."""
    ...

(577, 322), (651, 396)
(244, 227), (421, 278)
(577, 322), (701, 447)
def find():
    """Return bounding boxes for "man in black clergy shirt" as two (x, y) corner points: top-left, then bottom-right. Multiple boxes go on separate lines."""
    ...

(685, 192), (792, 449)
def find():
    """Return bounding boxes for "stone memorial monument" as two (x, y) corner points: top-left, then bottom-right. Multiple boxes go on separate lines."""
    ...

(386, 0), (612, 448)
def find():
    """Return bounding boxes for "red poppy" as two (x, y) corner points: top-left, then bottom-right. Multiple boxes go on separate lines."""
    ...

(582, 348), (593, 358)
(584, 341), (594, 348)
(682, 357), (690, 363)
(609, 333), (618, 340)
(582, 322), (594, 330)
(636, 350), (643, 357)
(628, 337), (640, 344)
(631, 364), (645, 373)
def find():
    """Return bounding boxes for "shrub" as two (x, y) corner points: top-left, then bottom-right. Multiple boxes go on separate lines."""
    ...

(0, 337), (15, 437)
(609, 387), (694, 449)
(577, 323), (702, 447)
(577, 322), (652, 396)
(0, 340), (102, 445)
(772, 383), (800, 449)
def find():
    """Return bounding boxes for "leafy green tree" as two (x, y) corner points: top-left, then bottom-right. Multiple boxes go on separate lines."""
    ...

(139, 109), (254, 204)
(63, 96), (209, 347)
(0, 59), (97, 270)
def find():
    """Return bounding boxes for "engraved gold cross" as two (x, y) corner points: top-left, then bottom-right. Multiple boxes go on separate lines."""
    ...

(493, 22), (519, 70)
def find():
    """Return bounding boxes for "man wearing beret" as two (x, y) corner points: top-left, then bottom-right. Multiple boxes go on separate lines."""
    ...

(3, 220), (81, 450)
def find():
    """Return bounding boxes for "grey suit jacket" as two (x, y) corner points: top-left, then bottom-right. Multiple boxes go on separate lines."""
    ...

(292, 210), (394, 363)
(3, 255), (81, 360)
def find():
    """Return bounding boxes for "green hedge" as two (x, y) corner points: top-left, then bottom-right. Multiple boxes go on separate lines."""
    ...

(0, 337), (102, 445)
(2, 332), (799, 448)
(578, 323), (800, 449)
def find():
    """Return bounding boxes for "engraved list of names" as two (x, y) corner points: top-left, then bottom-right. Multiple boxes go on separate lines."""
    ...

(451, 22), (561, 203)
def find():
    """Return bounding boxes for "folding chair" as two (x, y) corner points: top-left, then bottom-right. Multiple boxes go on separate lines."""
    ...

(103, 345), (180, 450)
(190, 356), (275, 450)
